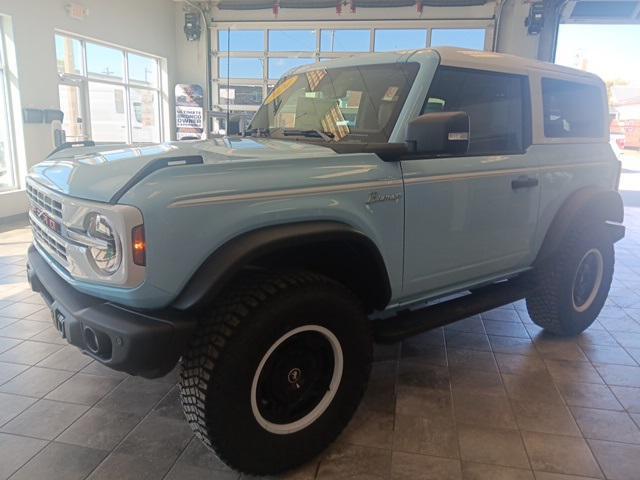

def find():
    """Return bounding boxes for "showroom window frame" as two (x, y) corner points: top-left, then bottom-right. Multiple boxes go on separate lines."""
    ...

(55, 32), (166, 144)
(0, 19), (19, 191)
(209, 20), (492, 132)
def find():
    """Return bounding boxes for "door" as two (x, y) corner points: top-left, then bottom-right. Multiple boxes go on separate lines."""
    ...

(402, 67), (540, 298)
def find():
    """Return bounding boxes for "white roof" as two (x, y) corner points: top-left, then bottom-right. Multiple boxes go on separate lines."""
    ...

(429, 47), (602, 82)
(293, 47), (603, 85)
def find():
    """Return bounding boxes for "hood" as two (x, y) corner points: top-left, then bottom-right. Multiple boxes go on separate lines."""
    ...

(28, 137), (336, 203)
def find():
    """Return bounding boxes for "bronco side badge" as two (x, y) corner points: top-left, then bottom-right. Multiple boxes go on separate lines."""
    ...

(366, 191), (402, 205)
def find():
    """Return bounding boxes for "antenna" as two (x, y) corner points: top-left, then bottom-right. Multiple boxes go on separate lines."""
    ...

(226, 27), (230, 135)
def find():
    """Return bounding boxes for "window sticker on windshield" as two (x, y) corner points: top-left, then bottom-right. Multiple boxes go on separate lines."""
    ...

(265, 76), (299, 105)
(382, 86), (399, 102)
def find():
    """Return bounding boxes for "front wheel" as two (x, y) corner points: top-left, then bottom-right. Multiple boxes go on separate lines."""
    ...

(526, 224), (615, 336)
(179, 271), (372, 475)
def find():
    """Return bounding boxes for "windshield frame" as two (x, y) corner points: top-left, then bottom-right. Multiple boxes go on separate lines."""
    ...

(247, 61), (420, 145)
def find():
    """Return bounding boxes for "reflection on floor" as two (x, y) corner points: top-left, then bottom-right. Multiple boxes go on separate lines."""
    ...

(1, 207), (640, 479)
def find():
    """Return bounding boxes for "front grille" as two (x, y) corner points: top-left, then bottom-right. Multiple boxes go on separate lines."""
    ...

(27, 183), (63, 219)
(31, 218), (68, 261)
(27, 180), (68, 266)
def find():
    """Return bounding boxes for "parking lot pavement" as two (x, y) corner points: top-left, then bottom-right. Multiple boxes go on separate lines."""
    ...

(2, 206), (640, 479)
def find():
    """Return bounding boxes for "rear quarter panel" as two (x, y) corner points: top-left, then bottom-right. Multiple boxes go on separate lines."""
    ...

(528, 69), (620, 255)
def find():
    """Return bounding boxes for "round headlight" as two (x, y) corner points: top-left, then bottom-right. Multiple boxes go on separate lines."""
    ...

(86, 213), (122, 275)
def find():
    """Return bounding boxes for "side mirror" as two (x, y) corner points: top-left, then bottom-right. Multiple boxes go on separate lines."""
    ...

(406, 111), (470, 156)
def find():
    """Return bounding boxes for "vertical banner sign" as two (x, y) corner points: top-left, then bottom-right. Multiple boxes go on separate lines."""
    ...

(175, 84), (204, 140)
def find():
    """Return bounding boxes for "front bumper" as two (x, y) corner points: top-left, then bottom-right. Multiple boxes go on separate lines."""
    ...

(26, 245), (197, 378)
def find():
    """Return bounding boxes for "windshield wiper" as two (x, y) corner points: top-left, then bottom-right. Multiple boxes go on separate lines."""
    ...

(281, 129), (335, 142)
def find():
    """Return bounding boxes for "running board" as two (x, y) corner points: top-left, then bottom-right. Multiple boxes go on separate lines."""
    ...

(372, 278), (535, 344)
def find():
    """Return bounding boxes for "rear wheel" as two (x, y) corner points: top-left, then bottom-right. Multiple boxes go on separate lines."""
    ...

(179, 271), (372, 475)
(526, 224), (614, 336)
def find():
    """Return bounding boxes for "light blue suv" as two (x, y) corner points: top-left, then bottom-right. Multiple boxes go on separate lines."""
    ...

(26, 48), (624, 474)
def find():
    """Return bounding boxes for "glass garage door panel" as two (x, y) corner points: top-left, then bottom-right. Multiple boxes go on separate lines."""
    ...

(88, 82), (127, 142)
(219, 58), (264, 79)
(269, 30), (316, 52)
(219, 85), (263, 106)
(321, 30), (370, 52)
(268, 58), (315, 80)
(374, 29), (427, 51)
(130, 88), (160, 143)
(219, 30), (264, 52)
(431, 29), (486, 50)
(58, 84), (86, 142)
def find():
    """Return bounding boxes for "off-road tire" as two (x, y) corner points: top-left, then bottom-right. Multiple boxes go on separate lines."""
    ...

(526, 224), (614, 335)
(179, 271), (372, 475)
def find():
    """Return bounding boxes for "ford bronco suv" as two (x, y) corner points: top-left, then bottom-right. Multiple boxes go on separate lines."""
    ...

(26, 48), (624, 474)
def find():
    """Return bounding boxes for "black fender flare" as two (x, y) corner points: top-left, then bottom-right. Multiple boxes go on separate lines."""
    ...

(172, 221), (392, 311)
(535, 186), (624, 265)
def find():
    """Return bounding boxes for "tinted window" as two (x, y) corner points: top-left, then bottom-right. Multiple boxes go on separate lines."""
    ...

(542, 78), (604, 138)
(422, 67), (527, 155)
(250, 63), (419, 144)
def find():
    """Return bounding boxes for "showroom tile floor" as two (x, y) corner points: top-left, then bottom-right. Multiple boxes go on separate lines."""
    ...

(1, 208), (640, 480)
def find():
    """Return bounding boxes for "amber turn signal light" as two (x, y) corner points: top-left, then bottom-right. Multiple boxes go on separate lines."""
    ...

(132, 225), (146, 266)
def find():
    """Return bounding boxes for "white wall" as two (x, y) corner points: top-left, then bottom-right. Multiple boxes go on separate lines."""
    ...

(495, 0), (541, 59)
(0, 0), (177, 220)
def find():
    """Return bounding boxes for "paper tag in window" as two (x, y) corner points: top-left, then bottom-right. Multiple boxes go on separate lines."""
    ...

(382, 86), (399, 102)
(448, 132), (469, 141)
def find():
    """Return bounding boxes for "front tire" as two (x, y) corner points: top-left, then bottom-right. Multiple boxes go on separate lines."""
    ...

(526, 224), (615, 336)
(179, 271), (372, 475)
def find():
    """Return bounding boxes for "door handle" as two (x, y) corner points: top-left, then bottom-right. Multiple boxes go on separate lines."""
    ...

(511, 176), (539, 190)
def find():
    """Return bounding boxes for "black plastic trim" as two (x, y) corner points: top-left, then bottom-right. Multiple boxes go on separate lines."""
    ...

(172, 221), (392, 311)
(109, 155), (204, 204)
(27, 246), (196, 378)
(374, 276), (534, 343)
(326, 142), (409, 161)
(535, 186), (625, 265)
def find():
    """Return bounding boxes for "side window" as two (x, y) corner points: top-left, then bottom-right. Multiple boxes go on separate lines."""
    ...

(542, 78), (604, 138)
(422, 67), (527, 155)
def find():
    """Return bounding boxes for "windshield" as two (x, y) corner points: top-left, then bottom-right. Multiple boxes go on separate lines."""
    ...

(249, 62), (419, 143)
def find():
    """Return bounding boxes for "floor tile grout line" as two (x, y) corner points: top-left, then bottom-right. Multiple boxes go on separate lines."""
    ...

(0, 358), (127, 477)
(81, 379), (189, 480)
(482, 313), (537, 475)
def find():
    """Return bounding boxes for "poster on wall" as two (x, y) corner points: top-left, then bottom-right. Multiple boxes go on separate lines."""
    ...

(175, 84), (204, 140)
